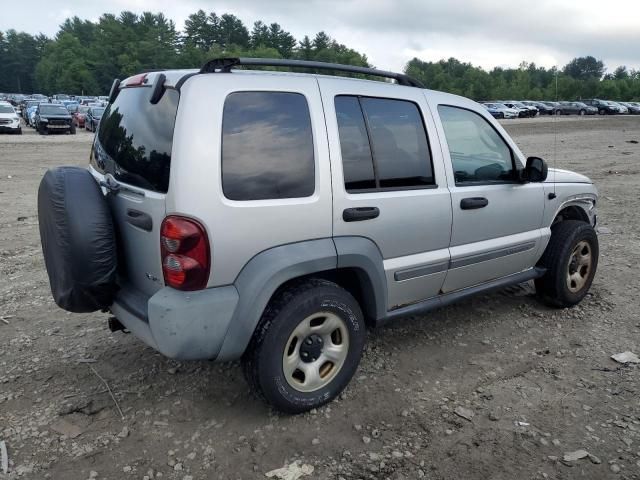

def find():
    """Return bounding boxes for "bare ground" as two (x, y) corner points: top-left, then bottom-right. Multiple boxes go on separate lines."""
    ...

(0, 117), (639, 480)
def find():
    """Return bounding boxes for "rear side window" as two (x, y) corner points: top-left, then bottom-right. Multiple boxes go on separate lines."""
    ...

(93, 87), (179, 193)
(222, 91), (315, 201)
(335, 96), (434, 192)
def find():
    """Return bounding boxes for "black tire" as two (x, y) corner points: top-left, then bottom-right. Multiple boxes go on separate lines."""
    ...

(579, 109), (586, 116)
(70, 124), (76, 134)
(535, 220), (599, 308)
(598, 109), (605, 115)
(556, 109), (562, 116)
(38, 167), (117, 312)
(242, 279), (366, 414)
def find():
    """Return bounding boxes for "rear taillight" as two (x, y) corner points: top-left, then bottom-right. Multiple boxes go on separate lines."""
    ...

(160, 216), (210, 291)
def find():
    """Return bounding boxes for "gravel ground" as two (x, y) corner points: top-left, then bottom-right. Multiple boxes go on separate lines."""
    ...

(0, 117), (639, 480)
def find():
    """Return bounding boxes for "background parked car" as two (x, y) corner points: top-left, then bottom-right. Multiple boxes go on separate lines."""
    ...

(22, 100), (41, 122)
(481, 102), (519, 119)
(35, 103), (75, 135)
(0, 102), (22, 134)
(71, 105), (90, 128)
(499, 101), (537, 117)
(556, 101), (597, 115)
(582, 99), (620, 115)
(85, 106), (105, 132)
(522, 101), (554, 115)
(608, 101), (628, 114)
(620, 102), (640, 114)
(481, 102), (505, 118)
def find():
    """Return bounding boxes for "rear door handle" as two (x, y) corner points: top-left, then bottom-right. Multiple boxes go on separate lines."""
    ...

(460, 197), (489, 210)
(343, 207), (380, 222)
(126, 209), (153, 231)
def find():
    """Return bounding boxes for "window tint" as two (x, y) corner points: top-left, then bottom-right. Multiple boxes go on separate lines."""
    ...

(222, 92), (315, 201)
(361, 98), (433, 188)
(438, 105), (515, 185)
(335, 96), (434, 192)
(335, 96), (375, 191)
(93, 87), (179, 193)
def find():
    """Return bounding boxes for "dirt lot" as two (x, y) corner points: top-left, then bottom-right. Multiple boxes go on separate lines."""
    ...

(1, 117), (639, 480)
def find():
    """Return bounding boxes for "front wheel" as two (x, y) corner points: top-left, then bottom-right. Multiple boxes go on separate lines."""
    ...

(598, 109), (605, 115)
(555, 109), (562, 116)
(580, 109), (586, 116)
(535, 220), (599, 308)
(242, 279), (366, 413)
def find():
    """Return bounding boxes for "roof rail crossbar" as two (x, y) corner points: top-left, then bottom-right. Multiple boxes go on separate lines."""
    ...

(199, 57), (425, 88)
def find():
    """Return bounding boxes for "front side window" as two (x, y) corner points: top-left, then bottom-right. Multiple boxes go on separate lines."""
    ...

(335, 95), (434, 192)
(222, 91), (315, 201)
(438, 105), (515, 185)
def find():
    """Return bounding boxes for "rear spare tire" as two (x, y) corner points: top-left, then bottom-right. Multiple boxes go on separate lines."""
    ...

(38, 167), (117, 313)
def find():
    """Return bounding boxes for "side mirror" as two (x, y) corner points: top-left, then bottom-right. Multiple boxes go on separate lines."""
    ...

(523, 157), (548, 182)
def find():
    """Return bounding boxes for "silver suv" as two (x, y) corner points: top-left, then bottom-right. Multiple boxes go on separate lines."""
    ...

(38, 58), (599, 413)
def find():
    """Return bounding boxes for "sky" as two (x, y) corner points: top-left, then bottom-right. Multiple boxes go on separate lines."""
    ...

(2, 0), (640, 73)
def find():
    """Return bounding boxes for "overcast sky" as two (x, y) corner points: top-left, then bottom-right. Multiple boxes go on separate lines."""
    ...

(3, 0), (639, 73)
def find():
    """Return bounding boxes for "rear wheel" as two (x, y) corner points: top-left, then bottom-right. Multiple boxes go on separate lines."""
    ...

(598, 109), (605, 115)
(579, 109), (586, 116)
(555, 109), (562, 116)
(535, 220), (598, 308)
(242, 279), (366, 413)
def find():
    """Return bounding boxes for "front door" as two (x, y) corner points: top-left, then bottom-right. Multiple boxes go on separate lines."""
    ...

(318, 78), (452, 309)
(431, 103), (547, 293)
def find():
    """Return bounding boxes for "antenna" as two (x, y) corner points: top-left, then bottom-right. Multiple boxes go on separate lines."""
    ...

(552, 67), (558, 198)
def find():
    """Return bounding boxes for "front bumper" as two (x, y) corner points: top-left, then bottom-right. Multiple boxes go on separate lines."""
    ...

(0, 122), (21, 132)
(110, 284), (239, 360)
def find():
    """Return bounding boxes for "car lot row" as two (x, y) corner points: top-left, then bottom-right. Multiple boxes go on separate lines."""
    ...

(0, 98), (104, 135)
(481, 99), (640, 118)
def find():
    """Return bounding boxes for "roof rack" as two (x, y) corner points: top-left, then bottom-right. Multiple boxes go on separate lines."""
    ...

(199, 57), (425, 88)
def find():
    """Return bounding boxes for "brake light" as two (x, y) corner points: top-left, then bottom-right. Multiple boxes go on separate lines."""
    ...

(125, 73), (148, 87)
(160, 216), (210, 291)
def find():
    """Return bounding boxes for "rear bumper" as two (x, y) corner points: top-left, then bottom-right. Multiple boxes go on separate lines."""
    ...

(110, 284), (239, 360)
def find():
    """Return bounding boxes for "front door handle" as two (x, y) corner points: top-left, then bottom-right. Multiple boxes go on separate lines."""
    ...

(343, 207), (380, 222)
(460, 197), (489, 210)
(126, 209), (153, 231)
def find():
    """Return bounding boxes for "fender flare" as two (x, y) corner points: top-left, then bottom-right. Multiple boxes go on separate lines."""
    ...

(215, 236), (389, 361)
(216, 239), (337, 361)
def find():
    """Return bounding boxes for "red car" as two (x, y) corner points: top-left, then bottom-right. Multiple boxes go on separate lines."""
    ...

(71, 105), (90, 128)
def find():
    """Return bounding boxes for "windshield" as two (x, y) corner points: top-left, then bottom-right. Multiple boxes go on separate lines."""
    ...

(78, 106), (90, 113)
(0, 105), (14, 114)
(40, 105), (69, 115)
(92, 108), (105, 116)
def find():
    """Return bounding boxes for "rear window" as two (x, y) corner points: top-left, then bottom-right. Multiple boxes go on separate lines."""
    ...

(93, 87), (179, 193)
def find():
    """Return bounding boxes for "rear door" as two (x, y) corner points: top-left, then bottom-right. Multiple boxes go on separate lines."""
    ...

(90, 83), (180, 297)
(319, 78), (452, 309)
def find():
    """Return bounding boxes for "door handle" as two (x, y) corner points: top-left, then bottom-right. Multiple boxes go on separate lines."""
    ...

(460, 197), (489, 210)
(343, 207), (380, 222)
(126, 209), (153, 231)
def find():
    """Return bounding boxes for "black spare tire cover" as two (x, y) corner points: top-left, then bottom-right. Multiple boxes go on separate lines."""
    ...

(38, 167), (117, 313)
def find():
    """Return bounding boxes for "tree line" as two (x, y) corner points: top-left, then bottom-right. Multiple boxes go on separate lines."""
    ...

(0, 10), (638, 101)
